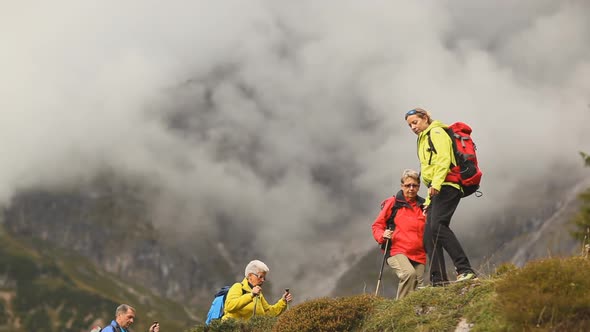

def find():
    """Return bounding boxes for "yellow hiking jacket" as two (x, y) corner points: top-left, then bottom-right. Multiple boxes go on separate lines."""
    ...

(417, 120), (461, 204)
(223, 278), (287, 321)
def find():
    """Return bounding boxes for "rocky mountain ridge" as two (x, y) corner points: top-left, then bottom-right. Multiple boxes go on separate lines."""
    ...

(2, 185), (238, 309)
(3, 173), (588, 322)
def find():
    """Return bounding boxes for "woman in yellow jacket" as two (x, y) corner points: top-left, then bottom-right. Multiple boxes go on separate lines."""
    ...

(405, 108), (476, 286)
(223, 260), (292, 321)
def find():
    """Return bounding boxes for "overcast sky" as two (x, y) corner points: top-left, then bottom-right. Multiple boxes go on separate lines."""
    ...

(2, 0), (589, 298)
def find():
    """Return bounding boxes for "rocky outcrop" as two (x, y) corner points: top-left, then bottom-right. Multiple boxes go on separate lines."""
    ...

(2, 188), (233, 306)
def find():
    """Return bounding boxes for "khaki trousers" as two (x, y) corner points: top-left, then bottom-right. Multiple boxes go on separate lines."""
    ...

(387, 254), (425, 300)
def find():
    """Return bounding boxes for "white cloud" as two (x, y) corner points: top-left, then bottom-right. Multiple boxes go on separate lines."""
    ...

(1, 0), (589, 298)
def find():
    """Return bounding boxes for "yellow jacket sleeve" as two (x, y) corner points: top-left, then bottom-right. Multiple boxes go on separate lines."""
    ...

(258, 294), (287, 317)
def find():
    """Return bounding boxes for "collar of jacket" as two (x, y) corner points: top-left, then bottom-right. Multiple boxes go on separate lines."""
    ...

(109, 321), (123, 332)
(394, 190), (425, 209)
(241, 278), (255, 293)
(420, 120), (447, 137)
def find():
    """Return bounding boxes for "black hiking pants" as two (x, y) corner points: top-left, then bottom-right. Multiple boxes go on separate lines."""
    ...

(424, 185), (473, 284)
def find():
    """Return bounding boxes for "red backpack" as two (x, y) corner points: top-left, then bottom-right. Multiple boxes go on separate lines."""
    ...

(426, 122), (483, 197)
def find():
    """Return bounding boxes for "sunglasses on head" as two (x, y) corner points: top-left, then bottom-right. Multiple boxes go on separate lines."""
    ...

(405, 109), (425, 120)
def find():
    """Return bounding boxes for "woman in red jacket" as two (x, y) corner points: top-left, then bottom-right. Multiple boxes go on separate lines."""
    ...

(372, 169), (426, 299)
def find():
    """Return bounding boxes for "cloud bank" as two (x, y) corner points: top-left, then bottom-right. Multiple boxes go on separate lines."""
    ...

(2, 0), (589, 298)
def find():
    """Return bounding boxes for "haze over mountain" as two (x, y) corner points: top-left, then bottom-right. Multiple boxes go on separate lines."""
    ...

(2, 0), (589, 302)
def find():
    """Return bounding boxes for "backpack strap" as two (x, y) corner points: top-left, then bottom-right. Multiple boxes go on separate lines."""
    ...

(426, 128), (459, 167)
(101, 325), (119, 332)
(385, 204), (399, 231)
(380, 200), (400, 250)
(425, 132), (436, 165)
(446, 127), (463, 167)
(416, 134), (436, 165)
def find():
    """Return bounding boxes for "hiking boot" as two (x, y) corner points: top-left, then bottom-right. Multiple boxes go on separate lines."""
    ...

(456, 272), (477, 282)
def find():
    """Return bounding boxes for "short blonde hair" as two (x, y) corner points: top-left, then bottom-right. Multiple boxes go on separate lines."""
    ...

(400, 169), (420, 184)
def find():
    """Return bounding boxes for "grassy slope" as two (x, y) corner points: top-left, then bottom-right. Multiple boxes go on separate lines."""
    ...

(3, 219), (589, 332)
(0, 225), (195, 332)
(197, 255), (590, 332)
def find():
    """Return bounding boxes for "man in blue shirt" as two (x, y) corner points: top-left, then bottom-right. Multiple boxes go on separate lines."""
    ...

(100, 303), (159, 332)
(101, 304), (136, 332)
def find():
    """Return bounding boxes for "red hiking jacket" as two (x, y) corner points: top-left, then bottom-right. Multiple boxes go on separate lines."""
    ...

(371, 190), (426, 264)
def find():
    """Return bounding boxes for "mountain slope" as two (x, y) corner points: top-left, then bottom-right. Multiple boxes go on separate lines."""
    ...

(0, 223), (195, 332)
(2, 180), (241, 306)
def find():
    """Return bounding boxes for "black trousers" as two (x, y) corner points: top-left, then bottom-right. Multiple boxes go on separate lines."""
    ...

(424, 185), (473, 283)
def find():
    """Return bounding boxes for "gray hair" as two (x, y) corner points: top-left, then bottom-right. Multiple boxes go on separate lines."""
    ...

(116, 304), (135, 317)
(244, 259), (270, 277)
(400, 169), (420, 184)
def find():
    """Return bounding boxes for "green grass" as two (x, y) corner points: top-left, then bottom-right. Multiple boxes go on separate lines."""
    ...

(3, 222), (590, 332)
(191, 255), (590, 332)
(360, 281), (494, 332)
(495, 256), (590, 331)
(0, 224), (195, 332)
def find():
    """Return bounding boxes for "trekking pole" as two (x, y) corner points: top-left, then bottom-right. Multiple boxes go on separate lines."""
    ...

(428, 223), (444, 284)
(252, 293), (258, 318)
(375, 225), (393, 296)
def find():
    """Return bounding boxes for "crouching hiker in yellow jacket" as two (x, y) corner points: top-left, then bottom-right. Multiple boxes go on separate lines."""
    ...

(223, 259), (292, 321)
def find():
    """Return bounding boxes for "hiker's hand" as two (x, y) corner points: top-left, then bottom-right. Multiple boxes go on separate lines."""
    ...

(428, 187), (439, 197)
(252, 285), (262, 296)
(283, 291), (293, 303)
(383, 229), (393, 239)
(149, 322), (159, 332)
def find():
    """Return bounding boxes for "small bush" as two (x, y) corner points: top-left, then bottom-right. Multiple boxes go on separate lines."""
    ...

(0, 299), (7, 324)
(493, 262), (518, 277)
(272, 294), (379, 332)
(203, 318), (249, 332)
(188, 315), (276, 332)
(23, 308), (52, 332)
(248, 315), (277, 331)
(495, 257), (590, 331)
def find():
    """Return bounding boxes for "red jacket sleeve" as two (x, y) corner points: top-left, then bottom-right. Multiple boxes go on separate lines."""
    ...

(371, 198), (394, 244)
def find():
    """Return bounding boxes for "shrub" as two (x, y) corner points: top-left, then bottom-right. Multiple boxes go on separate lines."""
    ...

(187, 315), (276, 332)
(272, 294), (379, 332)
(0, 299), (7, 324)
(248, 315), (277, 331)
(493, 262), (518, 277)
(23, 308), (52, 332)
(495, 257), (590, 331)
